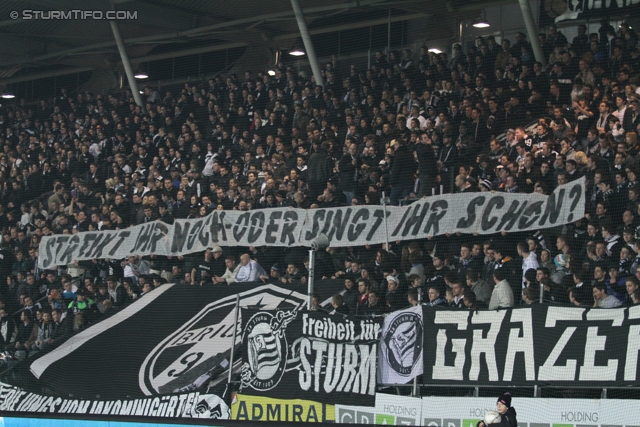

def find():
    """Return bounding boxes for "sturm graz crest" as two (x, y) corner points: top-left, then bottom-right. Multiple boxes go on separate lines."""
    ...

(240, 309), (297, 392)
(384, 312), (423, 375)
(139, 284), (306, 396)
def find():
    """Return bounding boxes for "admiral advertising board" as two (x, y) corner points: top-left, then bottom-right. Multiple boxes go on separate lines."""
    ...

(231, 394), (335, 423)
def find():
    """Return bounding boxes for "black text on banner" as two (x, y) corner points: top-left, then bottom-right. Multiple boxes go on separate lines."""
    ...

(38, 178), (584, 268)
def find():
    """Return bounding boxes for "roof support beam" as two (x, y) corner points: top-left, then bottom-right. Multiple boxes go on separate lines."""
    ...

(0, 67), (95, 85)
(0, 0), (391, 69)
(273, 13), (430, 41)
(126, 42), (246, 64)
(1, 12), (429, 84)
(518, 0), (545, 65)
(109, 3), (144, 110)
(290, 0), (323, 87)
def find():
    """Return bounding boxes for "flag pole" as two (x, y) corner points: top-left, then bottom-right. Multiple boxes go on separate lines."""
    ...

(227, 293), (240, 385)
(308, 249), (315, 310)
(382, 191), (389, 252)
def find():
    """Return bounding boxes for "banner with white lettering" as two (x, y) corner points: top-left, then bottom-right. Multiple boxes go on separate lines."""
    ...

(555, 0), (640, 22)
(377, 306), (424, 385)
(38, 179), (585, 268)
(239, 310), (383, 406)
(0, 381), (229, 420)
(335, 393), (422, 425)
(27, 280), (343, 398)
(422, 304), (640, 386)
(420, 396), (640, 427)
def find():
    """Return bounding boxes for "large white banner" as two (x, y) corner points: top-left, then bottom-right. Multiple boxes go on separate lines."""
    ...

(420, 396), (638, 427)
(38, 178), (585, 268)
(378, 306), (424, 385)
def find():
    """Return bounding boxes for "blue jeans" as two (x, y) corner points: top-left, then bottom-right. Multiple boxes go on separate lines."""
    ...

(343, 191), (354, 206)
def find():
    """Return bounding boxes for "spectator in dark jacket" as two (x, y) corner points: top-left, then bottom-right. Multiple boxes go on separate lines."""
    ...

(389, 140), (416, 205)
(307, 141), (334, 201)
(5, 310), (36, 360)
(106, 276), (128, 307)
(363, 289), (386, 316)
(342, 278), (359, 315)
(338, 143), (360, 205)
(416, 133), (437, 197)
(330, 293), (350, 316)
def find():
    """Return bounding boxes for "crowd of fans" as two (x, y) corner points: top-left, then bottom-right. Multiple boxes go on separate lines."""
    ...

(2, 17), (640, 361)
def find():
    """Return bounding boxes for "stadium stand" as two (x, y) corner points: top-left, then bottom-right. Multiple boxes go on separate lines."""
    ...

(0, 8), (640, 410)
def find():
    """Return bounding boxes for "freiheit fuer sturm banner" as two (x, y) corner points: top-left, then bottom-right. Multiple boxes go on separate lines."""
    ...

(239, 309), (383, 407)
(422, 304), (640, 385)
(38, 178), (585, 268)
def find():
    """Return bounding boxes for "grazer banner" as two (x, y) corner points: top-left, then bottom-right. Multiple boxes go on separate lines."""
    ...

(0, 381), (229, 420)
(27, 280), (343, 398)
(38, 178), (585, 268)
(420, 396), (640, 427)
(239, 309), (383, 407)
(422, 304), (640, 386)
(377, 306), (424, 385)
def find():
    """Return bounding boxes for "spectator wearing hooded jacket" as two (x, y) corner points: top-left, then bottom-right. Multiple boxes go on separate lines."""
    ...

(106, 276), (128, 306)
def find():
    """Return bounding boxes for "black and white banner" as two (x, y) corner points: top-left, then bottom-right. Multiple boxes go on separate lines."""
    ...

(555, 0), (640, 21)
(0, 381), (229, 419)
(239, 310), (383, 407)
(38, 179), (585, 268)
(27, 280), (344, 398)
(422, 304), (640, 386)
(378, 306), (424, 385)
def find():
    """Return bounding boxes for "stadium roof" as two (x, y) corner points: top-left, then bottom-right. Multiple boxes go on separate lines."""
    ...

(0, 0), (509, 85)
